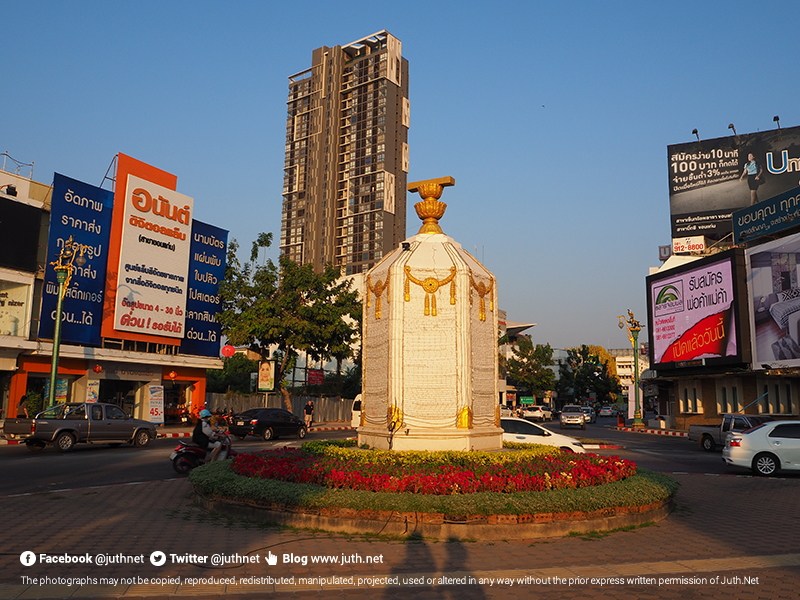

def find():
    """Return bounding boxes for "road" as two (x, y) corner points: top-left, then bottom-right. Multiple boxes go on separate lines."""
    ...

(1, 417), (792, 498)
(0, 428), (353, 497)
(2, 420), (800, 599)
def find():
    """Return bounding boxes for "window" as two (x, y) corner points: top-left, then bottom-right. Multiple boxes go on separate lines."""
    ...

(769, 424), (800, 439)
(681, 381), (702, 413)
(105, 405), (128, 420)
(65, 405), (86, 420)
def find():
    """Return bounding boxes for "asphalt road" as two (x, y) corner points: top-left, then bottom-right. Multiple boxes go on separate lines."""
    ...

(2, 419), (795, 498)
(0, 429), (353, 497)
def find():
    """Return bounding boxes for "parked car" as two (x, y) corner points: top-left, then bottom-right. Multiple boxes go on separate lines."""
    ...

(350, 394), (362, 428)
(500, 417), (585, 453)
(723, 421), (800, 476)
(689, 413), (774, 451)
(560, 405), (586, 430)
(598, 406), (615, 418)
(228, 408), (307, 441)
(2, 402), (155, 452)
(523, 405), (552, 422)
(580, 406), (596, 424)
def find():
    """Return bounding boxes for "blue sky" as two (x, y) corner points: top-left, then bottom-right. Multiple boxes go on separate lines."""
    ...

(5, 1), (799, 350)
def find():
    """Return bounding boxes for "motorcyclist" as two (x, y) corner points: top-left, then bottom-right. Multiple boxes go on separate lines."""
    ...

(192, 409), (222, 462)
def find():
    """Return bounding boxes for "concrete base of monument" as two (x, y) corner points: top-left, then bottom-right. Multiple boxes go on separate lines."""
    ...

(357, 425), (504, 451)
(194, 494), (673, 541)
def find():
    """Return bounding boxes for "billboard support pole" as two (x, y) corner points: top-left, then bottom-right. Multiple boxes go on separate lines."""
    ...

(619, 310), (645, 429)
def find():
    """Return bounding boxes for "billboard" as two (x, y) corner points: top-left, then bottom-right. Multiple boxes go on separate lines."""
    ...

(732, 184), (800, 244)
(180, 220), (228, 357)
(647, 249), (749, 370)
(39, 174), (114, 345)
(113, 174), (193, 338)
(101, 154), (180, 344)
(668, 125), (800, 240)
(745, 231), (800, 369)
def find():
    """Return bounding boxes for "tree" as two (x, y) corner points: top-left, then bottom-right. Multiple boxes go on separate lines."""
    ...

(559, 345), (621, 405)
(217, 233), (362, 411)
(206, 353), (259, 394)
(504, 338), (556, 399)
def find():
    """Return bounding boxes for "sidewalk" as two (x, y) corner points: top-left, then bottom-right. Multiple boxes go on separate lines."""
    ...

(1, 471), (798, 598)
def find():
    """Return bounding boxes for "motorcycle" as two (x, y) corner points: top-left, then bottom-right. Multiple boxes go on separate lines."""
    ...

(170, 431), (238, 474)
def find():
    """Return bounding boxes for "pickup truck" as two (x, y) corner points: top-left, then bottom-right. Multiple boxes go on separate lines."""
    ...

(689, 413), (774, 451)
(2, 402), (156, 452)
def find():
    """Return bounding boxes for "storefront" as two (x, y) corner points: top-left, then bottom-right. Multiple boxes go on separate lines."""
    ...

(8, 349), (214, 426)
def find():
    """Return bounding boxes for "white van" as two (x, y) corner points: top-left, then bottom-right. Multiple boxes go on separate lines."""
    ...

(350, 394), (362, 428)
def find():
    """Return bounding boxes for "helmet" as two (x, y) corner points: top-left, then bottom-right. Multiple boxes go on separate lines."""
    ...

(200, 409), (212, 418)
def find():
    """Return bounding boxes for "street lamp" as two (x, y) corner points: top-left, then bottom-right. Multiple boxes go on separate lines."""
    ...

(47, 236), (90, 408)
(618, 309), (645, 429)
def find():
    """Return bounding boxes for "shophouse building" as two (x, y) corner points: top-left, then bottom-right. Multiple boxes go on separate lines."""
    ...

(1, 154), (224, 426)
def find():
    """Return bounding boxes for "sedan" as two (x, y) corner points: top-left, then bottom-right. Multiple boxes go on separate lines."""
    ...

(501, 417), (586, 453)
(580, 406), (596, 424)
(723, 421), (800, 476)
(598, 406), (615, 418)
(228, 408), (307, 441)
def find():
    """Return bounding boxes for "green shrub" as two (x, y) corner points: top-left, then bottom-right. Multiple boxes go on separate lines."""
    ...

(189, 461), (678, 516)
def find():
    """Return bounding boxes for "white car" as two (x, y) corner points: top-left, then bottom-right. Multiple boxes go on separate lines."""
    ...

(350, 394), (362, 428)
(723, 421), (800, 476)
(580, 406), (596, 424)
(523, 405), (552, 422)
(501, 417), (586, 453)
(598, 406), (615, 418)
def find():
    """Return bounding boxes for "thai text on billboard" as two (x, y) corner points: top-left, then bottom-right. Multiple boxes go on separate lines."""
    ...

(180, 220), (228, 357)
(39, 174), (114, 345)
(113, 174), (193, 338)
(649, 255), (737, 365)
(668, 125), (800, 240)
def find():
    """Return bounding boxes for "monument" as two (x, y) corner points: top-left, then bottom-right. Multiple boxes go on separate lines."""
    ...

(358, 177), (503, 451)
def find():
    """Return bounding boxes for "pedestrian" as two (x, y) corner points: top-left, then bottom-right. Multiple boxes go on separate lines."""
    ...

(16, 395), (28, 418)
(304, 400), (314, 428)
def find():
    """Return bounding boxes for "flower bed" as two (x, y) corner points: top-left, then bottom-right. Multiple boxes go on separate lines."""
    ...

(231, 441), (636, 495)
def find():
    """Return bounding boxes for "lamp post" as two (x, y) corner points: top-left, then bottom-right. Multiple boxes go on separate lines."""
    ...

(618, 309), (645, 429)
(47, 236), (89, 408)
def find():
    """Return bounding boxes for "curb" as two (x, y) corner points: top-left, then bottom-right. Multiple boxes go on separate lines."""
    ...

(196, 493), (673, 541)
(614, 426), (689, 438)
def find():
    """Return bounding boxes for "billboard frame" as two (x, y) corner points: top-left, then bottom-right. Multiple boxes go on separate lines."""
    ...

(646, 248), (751, 374)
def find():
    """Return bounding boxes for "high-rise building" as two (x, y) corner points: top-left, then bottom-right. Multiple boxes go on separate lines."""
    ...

(280, 30), (409, 275)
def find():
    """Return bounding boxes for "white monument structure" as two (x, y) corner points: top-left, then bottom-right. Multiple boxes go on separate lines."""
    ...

(358, 177), (503, 451)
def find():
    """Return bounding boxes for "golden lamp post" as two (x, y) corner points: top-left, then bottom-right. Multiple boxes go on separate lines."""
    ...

(618, 309), (645, 429)
(47, 236), (90, 408)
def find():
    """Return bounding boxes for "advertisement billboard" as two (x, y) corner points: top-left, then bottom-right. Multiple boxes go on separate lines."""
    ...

(745, 231), (800, 369)
(101, 153), (179, 344)
(0, 278), (33, 337)
(732, 184), (800, 244)
(668, 125), (800, 240)
(39, 174), (114, 345)
(647, 249), (749, 370)
(113, 174), (193, 339)
(180, 220), (228, 357)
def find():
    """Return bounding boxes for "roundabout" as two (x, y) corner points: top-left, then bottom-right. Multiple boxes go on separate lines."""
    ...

(188, 440), (678, 541)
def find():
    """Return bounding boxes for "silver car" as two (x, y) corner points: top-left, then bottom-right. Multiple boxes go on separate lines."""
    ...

(723, 421), (800, 476)
(560, 405), (586, 430)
